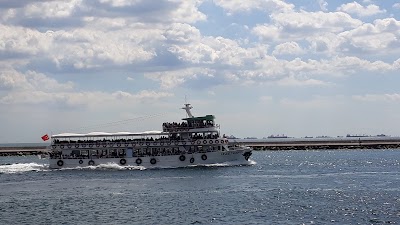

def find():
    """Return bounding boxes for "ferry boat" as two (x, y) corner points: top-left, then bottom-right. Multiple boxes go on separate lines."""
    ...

(48, 104), (253, 169)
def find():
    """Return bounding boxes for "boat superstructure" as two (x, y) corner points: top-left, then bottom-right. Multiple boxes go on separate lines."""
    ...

(48, 104), (252, 169)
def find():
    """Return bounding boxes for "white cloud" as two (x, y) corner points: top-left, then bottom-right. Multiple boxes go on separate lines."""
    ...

(164, 23), (201, 43)
(394, 3), (400, 9)
(338, 18), (400, 53)
(337, 2), (386, 17)
(253, 11), (362, 43)
(276, 76), (330, 87)
(167, 36), (263, 66)
(318, 0), (328, 11)
(213, 0), (294, 14)
(272, 41), (304, 55)
(144, 67), (214, 89)
(271, 11), (362, 32)
(0, 69), (172, 106)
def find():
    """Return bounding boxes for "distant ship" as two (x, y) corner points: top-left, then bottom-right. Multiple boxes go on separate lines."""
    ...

(346, 134), (370, 138)
(268, 134), (288, 138)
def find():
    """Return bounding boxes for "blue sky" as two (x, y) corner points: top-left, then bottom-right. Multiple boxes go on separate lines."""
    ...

(0, 0), (400, 142)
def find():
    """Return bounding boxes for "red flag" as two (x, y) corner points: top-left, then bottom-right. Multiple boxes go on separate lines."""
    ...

(41, 134), (49, 141)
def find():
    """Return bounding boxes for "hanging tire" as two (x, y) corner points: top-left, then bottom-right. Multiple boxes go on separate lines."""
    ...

(201, 154), (207, 161)
(179, 155), (186, 161)
(136, 158), (142, 165)
(190, 157), (195, 163)
(88, 160), (95, 166)
(79, 160), (83, 164)
(57, 160), (64, 167)
(120, 158), (126, 165)
(150, 158), (157, 164)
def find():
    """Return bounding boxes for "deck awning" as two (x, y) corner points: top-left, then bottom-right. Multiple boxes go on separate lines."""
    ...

(52, 131), (167, 138)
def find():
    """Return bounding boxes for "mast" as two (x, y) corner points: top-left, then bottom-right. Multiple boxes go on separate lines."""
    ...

(182, 103), (194, 118)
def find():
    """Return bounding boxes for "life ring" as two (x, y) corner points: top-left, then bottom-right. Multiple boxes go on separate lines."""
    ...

(82, 144), (86, 148)
(109, 143), (114, 147)
(120, 158), (126, 165)
(117, 143), (121, 147)
(139, 142), (143, 146)
(57, 160), (64, 167)
(75, 144), (79, 148)
(182, 141), (186, 145)
(88, 160), (95, 166)
(79, 160), (83, 164)
(136, 158), (142, 165)
(209, 140), (213, 144)
(89, 144), (93, 148)
(225, 140), (228, 144)
(67, 144), (72, 148)
(179, 155), (186, 161)
(201, 154), (207, 161)
(102, 144), (107, 148)
(60, 145), (64, 149)
(51, 145), (56, 149)
(160, 142), (164, 146)
(203, 140), (207, 144)
(96, 143), (100, 147)
(150, 158), (157, 164)
(125, 143), (129, 147)
(146, 142), (150, 146)
(197, 141), (201, 145)
(167, 142), (171, 145)
(190, 157), (195, 163)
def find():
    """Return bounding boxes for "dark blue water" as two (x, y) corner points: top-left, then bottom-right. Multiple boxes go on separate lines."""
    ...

(0, 150), (399, 225)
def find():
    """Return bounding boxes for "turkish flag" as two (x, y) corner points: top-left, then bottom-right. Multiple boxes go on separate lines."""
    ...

(41, 134), (49, 141)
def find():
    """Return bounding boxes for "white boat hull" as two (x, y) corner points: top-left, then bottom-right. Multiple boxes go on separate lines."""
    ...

(49, 149), (252, 169)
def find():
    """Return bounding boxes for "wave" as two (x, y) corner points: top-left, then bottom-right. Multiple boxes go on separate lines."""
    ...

(0, 160), (256, 174)
(0, 162), (49, 174)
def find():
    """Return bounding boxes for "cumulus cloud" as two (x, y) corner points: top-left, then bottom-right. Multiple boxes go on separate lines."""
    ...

(272, 42), (304, 55)
(144, 67), (215, 89)
(337, 2), (386, 17)
(253, 11), (362, 43)
(338, 18), (400, 54)
(213, 0), (294, 14)
(0, 69), (172, 106)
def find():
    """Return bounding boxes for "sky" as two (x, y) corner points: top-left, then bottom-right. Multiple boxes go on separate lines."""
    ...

(0, 0), (400, 143)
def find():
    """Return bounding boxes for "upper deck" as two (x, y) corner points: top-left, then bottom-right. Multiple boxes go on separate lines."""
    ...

(162, 104), (218, 132)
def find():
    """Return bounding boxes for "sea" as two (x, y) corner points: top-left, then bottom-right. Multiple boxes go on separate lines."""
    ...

(0, 149), (399, 225)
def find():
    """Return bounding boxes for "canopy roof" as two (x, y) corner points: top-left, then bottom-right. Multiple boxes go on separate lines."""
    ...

(182, 115), (215, 121)
(52, 130), (166, 138)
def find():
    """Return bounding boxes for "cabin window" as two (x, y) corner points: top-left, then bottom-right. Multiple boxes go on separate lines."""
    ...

(71, 150), (80, 157)
(101, 149), (108, 157)
(91, 150), (98, 157)
(110, 149), (117, 157)
(81, 150), (89, 157)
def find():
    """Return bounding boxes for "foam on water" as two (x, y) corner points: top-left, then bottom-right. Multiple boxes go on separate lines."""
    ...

(0, 162), (49, 174)
(0, 159), (255, 174)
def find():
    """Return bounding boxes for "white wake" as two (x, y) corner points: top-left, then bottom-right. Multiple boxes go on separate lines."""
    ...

(0, 163), (49, 174)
